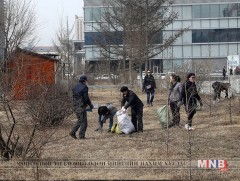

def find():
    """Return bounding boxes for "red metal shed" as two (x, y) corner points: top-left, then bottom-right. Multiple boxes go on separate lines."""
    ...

(6, 48), (58, 100)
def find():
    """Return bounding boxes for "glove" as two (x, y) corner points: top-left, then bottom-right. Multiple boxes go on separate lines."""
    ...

(121, 107), (126, 112)
(177, 101), (183, 107)
(89, 104), (94, 109)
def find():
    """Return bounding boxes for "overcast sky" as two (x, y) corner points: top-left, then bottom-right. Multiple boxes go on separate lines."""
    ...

(32, 0), (84, 46)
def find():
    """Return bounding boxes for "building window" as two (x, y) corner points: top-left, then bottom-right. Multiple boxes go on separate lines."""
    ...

(85, 8), (93, 21)
(85, 31), (162, 46)
(182, 6), (192, 19)
(201, 4), (210, 18)
(92, 7), (101, 21)
(85, 32), (123, 46)
(192, 28), (240, 43)
(220, 4), (229, 17)
(193, 3), (240, 18)
(210, 4), (220, 18)
(209, 29), (219, 42)
(192, 5), (201, 18)
(228, 3), (238, 17)
(152, 31), (163, 44)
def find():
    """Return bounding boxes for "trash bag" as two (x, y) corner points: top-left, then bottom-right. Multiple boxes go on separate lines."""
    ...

(116, 110), (135, 134)
(156, 105), (169, 129)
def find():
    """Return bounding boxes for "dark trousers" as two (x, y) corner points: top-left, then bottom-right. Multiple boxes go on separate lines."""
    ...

(131, 107), (143, 132)
(213, 90), (221, 100)
(146, 91), (155, 104)
(213, 89), (228, 100)
(71, 108), (87, 138)
(170, 101), (180, 125)
(186, 105), (196, 126)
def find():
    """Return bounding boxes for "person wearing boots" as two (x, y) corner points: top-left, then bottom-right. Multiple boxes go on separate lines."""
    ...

(69, 75), (93, 139)
(168, 74), (182, 128)
(143, 70), (156, 106)
(95, 104), (118, 132)
(179, 73), (202, 130)
(120, 86), (144, 132)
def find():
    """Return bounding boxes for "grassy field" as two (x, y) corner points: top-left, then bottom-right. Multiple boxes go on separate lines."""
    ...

(0, 87), (240, 180)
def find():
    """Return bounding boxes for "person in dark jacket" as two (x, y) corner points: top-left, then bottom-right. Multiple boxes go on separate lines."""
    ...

(95, 104), (118, 132)
(120, 86), (144, 132)
(69, 75), (93, 139)
(229, 67), (233, 75)
(143, 70), (156, 106)
(179, 73), (202, 130)
(222, 66), (226, 80)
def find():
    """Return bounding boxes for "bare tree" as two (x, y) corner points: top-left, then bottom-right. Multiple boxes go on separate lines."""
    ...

(0, 80), (73, 160)
(91, 0), (187, 85)
(53, 16), (75, 89)
(0, 1), (74, 159)
(0, 0), (38, 63)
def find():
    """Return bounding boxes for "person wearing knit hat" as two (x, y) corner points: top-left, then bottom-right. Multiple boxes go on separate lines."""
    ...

(70, 75), (93, 139)
(178, 72), (202, 130)
(79, 75), (87, 82)
(120, 86), (144, 132)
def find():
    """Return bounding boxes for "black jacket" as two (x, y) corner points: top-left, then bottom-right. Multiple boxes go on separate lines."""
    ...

(143, 75), (156, 92)
(72, 82), (93, 110)
(121, 90), (144, 111)
(180, 81), (201, 107)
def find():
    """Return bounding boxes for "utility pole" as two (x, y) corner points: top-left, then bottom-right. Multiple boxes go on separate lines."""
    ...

(67, 17), (70, 90)
(145, 0), (149, 71)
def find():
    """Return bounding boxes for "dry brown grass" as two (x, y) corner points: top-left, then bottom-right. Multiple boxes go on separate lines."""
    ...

(0, 88), (240, 180)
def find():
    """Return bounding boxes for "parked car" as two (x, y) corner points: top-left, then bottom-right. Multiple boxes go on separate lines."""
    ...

(95, 74), (118, 80)
(137, 72), (146, 80)
(101, 74), (110, 80)
(160, 73), (166, 79)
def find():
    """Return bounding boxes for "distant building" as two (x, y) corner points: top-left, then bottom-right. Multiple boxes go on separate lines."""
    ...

(75, 15), (84, 41)
(74, 15), (85, 76)
(73, 40), (85, 76)
(84, 0), (240, 73)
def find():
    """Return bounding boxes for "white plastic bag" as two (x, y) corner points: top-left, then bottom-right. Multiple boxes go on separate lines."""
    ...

(116, 110), (135, 134)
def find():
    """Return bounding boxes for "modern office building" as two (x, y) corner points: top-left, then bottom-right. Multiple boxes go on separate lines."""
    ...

(84, 0), (240, 73)
(75, 15), (85, 41)
(0, 0), (5, 62)
(74, 16), (85, 75)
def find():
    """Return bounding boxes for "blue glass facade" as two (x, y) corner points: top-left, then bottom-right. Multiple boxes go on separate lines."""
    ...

(84, 0), (240, 73)
(192, 28), (240, 43)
